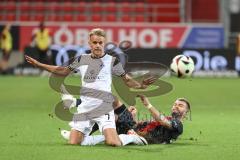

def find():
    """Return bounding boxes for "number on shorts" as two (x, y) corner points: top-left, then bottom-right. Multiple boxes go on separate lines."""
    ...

(105, 113), (110, 120)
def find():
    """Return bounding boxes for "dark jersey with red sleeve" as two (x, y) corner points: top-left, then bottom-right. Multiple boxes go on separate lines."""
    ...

(134, 117), (183, 144)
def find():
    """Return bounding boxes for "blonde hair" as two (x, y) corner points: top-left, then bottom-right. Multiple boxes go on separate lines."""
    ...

(89, 28), (106, 38)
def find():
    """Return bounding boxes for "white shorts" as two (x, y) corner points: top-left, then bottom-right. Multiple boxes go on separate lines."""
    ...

(69, 110), (115, 135)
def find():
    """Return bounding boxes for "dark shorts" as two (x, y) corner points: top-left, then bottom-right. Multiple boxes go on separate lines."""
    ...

(115, 106), (136, 134)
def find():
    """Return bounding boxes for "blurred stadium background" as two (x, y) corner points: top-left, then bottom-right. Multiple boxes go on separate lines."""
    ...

(0, 0), (240, 76)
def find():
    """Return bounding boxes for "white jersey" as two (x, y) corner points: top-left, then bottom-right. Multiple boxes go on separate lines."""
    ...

(68, 54), (125, 113)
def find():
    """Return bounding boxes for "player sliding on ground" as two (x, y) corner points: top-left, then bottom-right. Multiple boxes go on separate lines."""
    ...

(61, 93), (191, 145)
(25, 28), (156, 147)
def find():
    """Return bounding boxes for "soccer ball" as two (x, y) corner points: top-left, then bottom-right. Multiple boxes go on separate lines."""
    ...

(170, 55), (195, 77)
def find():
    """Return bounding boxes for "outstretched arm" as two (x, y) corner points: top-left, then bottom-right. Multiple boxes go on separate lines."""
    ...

(25, 55), (71, 76)
(128, 106), (138, 122)
(138, 95), (172, 129)
(121, 74), (157, 89)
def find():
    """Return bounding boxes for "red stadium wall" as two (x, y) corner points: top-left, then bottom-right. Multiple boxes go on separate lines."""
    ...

(0, 0), (221, 23)
(190, 0), (219, 22)
(0, 1), (181, 23)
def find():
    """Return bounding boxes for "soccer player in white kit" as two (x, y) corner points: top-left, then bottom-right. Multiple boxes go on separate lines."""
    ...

(25, 28), (156, 146)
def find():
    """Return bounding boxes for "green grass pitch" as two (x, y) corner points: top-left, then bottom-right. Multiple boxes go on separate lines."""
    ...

(0, 76), (240, 160)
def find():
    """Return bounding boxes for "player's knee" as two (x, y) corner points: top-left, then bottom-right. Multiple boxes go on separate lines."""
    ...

(68, 139), (80, 145)
(68, 129), (83, 145)
(105, 139), (121, 147)
(68, 141), (78, 145)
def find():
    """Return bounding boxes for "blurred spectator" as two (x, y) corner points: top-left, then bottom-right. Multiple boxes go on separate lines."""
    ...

(0, 24), (12, 72)
(237, 33), (240, 55)
(32, 22), (52, 64)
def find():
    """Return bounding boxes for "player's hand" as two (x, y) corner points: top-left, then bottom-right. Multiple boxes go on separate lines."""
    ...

(141, 76), (157, 89)
(128, 106), (137, 115)
(137, 95), (151, 108)
(25, 55), (40, 67)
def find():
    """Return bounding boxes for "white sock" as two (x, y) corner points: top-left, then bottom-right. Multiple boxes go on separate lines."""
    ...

(81, 135), (105, 146)
(119, 134), (136, 146)
(60, 130), (105, 145)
